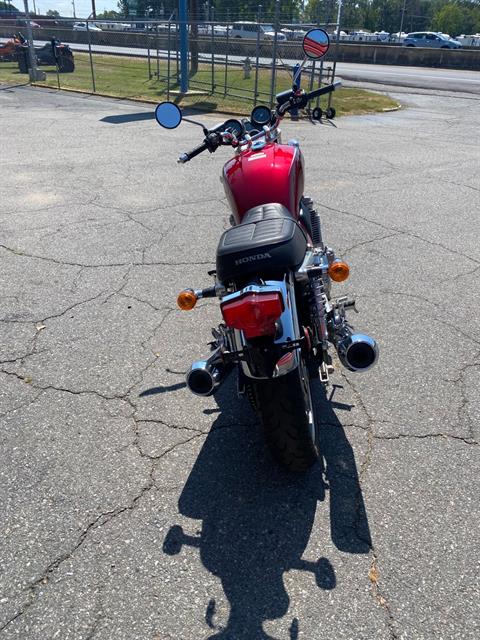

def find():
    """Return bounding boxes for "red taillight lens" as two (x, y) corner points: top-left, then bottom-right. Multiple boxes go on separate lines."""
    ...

(221, 292), (284, 339)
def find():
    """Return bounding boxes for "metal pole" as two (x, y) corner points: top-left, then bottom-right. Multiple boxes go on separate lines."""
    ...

(167, 20), (172, 100)
(269, 0), (280, 108)
(147, 32), (152, 79)
(86, 20), (96, 92)
(211, 20), (215, 93)
(223, 11), (229, 97)
(156, 23), (160, 79)
(178, 0), (189, 93)
(22, 0), (40, 81)
(328, 0), (342, 109)
(254, 5), (262, 105)
(91, 0), (96, 19)
(399, 0), (407, 38)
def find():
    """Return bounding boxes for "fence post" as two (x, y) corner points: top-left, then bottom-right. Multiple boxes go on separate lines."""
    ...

(223, 11), (230, 97)
(211, 20), (215, 93)
(167, 20), (172, 100)
(147, 32), (152, 79)
(86, 20), (96, 93)
(253, 4), (262, 105)
(178, 0), (189, 93)
(328, 0), (342, 109)
(156, 23), (160, 80)
(269, 0), (280, 107)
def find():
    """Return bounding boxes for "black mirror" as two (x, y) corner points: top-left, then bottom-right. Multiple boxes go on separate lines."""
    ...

(302, 29), (330, 60)
(155, 101), (182, 129)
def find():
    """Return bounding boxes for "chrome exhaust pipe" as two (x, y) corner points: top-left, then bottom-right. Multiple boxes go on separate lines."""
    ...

(186, 348), (232, 396)
(334, 326), (379, 373)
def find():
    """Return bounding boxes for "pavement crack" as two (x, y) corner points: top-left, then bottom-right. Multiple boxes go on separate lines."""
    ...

(373, 432), (477, 445)
(0, 389), (43, 419)
(368, 555), (399, 640)
(0, 464), (156, 633)
(0, 371), (125, 402)
(444, 180), (480, 194)
(0, 245), (214, 269)
(318, 202), (480, 267)
(342, 232), (401, 257)
(117, 292), (164, 312)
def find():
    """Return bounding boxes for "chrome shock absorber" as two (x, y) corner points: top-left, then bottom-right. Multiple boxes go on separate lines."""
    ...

(309, 265), (329, 350)
(302, 196), (324, 249)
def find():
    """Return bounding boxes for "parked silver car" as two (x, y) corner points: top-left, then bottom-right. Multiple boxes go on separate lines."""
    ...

(230, 22), (286, 41)
(403, 32), (461, 48)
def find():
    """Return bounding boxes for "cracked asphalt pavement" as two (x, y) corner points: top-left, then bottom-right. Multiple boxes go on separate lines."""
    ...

(0, 85), (479, 640)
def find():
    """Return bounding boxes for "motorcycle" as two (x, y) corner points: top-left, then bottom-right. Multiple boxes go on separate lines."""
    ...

(155, 29), (379, 472)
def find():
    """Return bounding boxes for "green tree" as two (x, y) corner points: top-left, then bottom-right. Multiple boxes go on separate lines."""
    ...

(46, 9), (60, 17)
(433, 2), (471, 34)
(97, 10), (120, 19)
(0, 1), (19, 11)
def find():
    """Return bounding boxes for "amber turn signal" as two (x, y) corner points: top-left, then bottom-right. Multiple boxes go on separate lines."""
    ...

(328, 259), (350, 282)
(177, 289), (198, 310)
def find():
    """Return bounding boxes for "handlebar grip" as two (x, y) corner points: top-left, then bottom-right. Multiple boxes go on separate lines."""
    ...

(307, 80), (342, 101)
(178, 141), (209, 164)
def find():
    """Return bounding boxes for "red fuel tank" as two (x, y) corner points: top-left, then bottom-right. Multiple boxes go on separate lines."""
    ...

(222, 142), (305, 224)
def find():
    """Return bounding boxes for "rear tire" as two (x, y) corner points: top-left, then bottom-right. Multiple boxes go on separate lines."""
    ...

(253, 364), (318, 472)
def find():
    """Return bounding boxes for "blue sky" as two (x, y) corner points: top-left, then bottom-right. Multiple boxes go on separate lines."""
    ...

(32, 1), (119, 18)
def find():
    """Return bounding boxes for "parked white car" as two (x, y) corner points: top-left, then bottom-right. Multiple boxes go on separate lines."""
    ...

(281, 27), (306, 41)
(456, 34), (480, 46)
(73, 22), (102, 32)
(230, 22), (287, 41)
(197, 24), (230, 36)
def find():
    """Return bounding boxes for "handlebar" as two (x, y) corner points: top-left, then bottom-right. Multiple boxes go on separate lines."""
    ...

(178, 141), (209, 164)
(278, 81), (342, 115)
(306, 80), (342, 101)
(178, 131), (223, 163)
(177, 81), (342, 162)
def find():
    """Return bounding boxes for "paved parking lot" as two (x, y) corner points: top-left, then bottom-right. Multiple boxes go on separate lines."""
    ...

(0, 85), (479, 640)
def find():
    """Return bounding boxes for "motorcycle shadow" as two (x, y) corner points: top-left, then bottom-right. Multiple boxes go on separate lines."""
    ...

(162, 373), (371, 639)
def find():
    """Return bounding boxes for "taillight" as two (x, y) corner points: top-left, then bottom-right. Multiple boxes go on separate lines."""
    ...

(221, 292), (284, 339)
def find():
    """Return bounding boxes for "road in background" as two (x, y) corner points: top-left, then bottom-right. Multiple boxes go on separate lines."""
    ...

(3, 36), (480, 94)
(0, 86), (479, 639)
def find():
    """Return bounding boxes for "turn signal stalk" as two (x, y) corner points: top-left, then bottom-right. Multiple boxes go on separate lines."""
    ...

(177, 289), (198, 311)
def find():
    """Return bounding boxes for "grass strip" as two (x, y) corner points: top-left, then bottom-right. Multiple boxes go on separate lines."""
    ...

(0, 53), (399, 116)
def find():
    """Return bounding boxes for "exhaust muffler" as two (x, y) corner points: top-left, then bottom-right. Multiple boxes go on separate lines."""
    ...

(186, 347), (232, 396)
(333, 326), (379, 373)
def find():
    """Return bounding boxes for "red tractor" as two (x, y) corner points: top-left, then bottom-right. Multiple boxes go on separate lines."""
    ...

(0, 33), (26, 62)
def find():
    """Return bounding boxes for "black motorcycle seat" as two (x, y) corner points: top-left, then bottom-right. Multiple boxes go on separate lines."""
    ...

(216, 203), (307, 283)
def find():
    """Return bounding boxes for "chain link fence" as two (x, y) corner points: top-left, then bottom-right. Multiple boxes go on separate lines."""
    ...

(0, 17), (339, 114)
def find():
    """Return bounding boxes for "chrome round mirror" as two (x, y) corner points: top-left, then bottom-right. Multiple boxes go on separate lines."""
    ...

(155, 101), (182, 129)
(302, 29), (330, 60)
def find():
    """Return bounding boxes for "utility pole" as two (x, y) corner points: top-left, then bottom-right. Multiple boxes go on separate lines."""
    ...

(91, 0), (96, 19)
(22, 0), (43, 81)
(399, 0), (407, 36)
(72, 0), (76, 19)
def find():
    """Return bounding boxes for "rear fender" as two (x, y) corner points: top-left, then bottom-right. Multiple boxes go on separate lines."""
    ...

(225, 274), (301, 379)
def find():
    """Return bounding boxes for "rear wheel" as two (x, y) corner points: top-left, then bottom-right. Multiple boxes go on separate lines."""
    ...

(253, 361), (319, 472)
